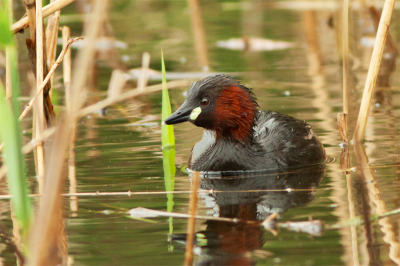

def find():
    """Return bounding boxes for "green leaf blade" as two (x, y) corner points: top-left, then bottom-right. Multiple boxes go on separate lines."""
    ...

(0, 83), (33, 238)
(161, 51), (176, 237)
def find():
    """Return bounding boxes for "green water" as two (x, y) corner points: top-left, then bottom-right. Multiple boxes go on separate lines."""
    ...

(1, 0), (400, 265)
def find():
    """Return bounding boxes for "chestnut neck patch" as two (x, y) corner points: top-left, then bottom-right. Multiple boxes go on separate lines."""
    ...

(213, 85), (258, 142)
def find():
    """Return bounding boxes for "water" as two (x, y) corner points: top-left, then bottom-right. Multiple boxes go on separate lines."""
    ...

(1, 1), (400, 265)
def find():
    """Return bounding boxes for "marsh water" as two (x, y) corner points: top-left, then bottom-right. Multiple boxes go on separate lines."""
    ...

(1, 1), (400, 265)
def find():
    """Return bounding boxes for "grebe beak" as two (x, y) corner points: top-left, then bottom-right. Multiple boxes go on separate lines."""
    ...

(164, 104), (201, 125)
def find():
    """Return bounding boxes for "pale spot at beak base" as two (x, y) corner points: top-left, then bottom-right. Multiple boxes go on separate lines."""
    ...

(190, 107), (202, 121)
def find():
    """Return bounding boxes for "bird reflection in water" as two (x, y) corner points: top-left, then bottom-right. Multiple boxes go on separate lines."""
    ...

(176, 165), (325, 265)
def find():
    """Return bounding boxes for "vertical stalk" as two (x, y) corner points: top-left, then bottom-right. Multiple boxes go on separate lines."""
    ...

(36, 0), (45, 193)
(45, 1), (60, 99)
(342, 0), (349, 116)
(137, 52), (150, 92)
(63, 27), (78, 214)
(27, 1), (108, 264)
(187, 0), (209, 71)
(63, 27), (72, 113)
(353, 0), (396, 142)
(23, 0), (36, 42)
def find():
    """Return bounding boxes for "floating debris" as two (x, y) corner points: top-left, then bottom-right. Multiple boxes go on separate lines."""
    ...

(129, 207), (161, 218)
(216, 37), (295, 52)
(278, 220), (324, 236)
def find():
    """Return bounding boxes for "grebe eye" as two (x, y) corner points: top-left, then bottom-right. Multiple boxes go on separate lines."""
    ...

(200, 98), (209, 106)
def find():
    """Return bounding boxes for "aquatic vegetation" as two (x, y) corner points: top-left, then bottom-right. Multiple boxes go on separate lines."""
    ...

(0, 0), (33, 242)
(161, 51), (176, 236)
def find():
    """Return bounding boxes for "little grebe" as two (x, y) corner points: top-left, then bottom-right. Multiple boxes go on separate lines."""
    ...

(164, 75), (326, 171)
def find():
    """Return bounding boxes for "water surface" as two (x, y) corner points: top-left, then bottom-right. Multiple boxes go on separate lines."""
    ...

(1, 1), (400, 265)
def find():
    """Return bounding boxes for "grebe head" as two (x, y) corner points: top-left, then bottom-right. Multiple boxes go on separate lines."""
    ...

(164, 75), (258, 142)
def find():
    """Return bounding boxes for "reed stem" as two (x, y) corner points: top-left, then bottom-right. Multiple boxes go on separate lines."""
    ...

(35, 0), (45, 193)
(23, 0), (36, 42)
(137, 52), (150, 92)
(188, 0), (209, 70)
(12, 0), (76, 33)
(353, 0), (396, 142)
(45, 0), (60, 98)
(27, 1), (109, 264)
(19, 37), (83, 122)
(342, 0), (349, 116)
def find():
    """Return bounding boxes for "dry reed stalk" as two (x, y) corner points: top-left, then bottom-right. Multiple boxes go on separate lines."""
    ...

(369, 6), (398, 56)
(77, 79), (190, 118)
(342, 0), (349, 116)
(68, 137), (78, 215)
(188, 0), (209, 70)
(184, 171), (200, 266)
(107, 69), (127, 100)
(45, 1), (61, 98)
(27, 1), (108, 264)
(302, 11), (323, 76)
(35, 0), (45, 194)
(19, 37), (83, 122)
(45, 4), (60, 68)
(137, 52), (150, 92)
(12, 0), (76, 33)
(63, 27), (72, 112)
(23, 0), (36, 42)
(22, 127), (57, 154)
(62, 27), (78, 215)
(353, 0), (396, 142)
(337, 113), (349, 144)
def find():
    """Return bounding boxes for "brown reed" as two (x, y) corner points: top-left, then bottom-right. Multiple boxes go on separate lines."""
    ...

(45, 1), (60, 98)
(27, 1), (108, 264)
(12, 0), (76, 33)
(35, 0), (45, 194)
(353, 0), (396, 142)
(342, 0), (350, 116)
(19, 37), (83, 122)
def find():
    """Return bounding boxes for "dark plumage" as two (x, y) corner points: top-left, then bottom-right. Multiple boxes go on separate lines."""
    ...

(164, 75), (326, 171)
